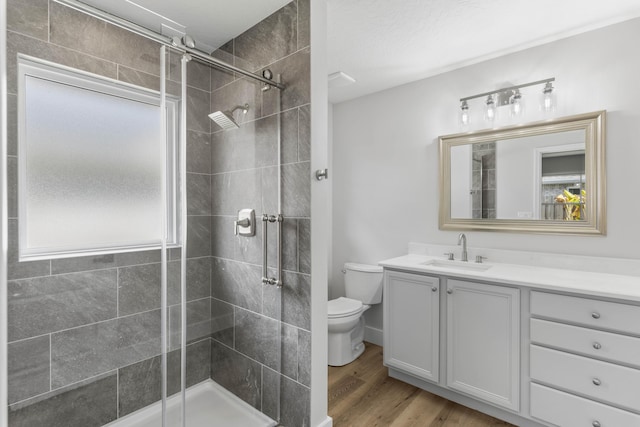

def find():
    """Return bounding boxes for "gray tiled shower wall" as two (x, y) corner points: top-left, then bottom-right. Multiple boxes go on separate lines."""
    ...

(5, 0), (311, 426)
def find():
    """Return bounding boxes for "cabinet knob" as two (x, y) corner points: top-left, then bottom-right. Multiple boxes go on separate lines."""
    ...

(593, 342), (602, 350)
(447, 289), (453, 294)
(592, 378), (601, 386)
(592, 421), (601, 427)
(432, 286), (438, 292)
(592, 312), (601, 319)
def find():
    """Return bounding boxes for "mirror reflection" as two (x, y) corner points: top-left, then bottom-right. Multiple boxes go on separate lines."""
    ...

(440, 111), (605, 235)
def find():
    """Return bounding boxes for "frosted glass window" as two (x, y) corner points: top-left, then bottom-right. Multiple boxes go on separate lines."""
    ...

(18, 56), (178, 260)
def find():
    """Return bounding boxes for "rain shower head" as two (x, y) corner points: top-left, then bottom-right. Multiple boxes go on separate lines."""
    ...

(208, 103), (250, 131)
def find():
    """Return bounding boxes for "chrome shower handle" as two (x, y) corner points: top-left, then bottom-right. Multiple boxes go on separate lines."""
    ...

(233, 218), (250, 235)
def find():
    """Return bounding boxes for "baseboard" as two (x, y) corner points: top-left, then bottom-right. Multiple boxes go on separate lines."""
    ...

(315, 416), (333, 427)
(364, 326), (383, 346)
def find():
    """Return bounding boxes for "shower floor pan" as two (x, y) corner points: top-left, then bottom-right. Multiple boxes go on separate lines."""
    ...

(106, 380), (277, 427)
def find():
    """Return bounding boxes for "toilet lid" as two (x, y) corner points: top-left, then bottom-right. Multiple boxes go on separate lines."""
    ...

(328, 297), (363, 317)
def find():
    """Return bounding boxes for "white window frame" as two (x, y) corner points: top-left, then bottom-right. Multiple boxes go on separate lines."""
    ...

(17, 54), (180, 261)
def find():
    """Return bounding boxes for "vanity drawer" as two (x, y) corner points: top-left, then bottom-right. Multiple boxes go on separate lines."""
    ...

(531, 318), (640, 368)
(530, 345), (640, 411)
(531, 383), (640, 427)
(530, 291), (640, 336)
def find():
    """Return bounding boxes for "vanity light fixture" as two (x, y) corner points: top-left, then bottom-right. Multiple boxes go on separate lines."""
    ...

(459, 77), (555, 124)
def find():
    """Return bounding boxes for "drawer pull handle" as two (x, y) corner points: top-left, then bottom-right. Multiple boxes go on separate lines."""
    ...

(593, 421), (601, 427)
(593, 342), (602, 350)
(592, 312), (601, 319)
(432, 287), (438, 292)
(592, 378), (602, 386)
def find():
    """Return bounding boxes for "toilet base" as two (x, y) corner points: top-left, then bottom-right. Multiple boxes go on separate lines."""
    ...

(328, 317), (366, 366)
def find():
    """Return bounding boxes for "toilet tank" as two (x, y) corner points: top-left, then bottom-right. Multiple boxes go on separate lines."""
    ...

(344, 263), (384, 304)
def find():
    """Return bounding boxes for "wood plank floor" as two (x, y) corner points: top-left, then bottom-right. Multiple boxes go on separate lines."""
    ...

(328, 343), (516, 427)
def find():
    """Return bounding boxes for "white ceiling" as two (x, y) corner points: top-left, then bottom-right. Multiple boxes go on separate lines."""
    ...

(80, 0), (640, 103)
(327, 0), (640, 103)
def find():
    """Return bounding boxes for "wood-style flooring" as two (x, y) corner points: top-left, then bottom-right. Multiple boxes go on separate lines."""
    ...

(328, 343), (515, 427)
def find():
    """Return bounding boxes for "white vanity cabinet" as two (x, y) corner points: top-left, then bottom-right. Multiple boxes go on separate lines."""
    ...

(383, 271), (520, 412)
(529, 291), (640, 427)
(446, 279), (520, 411)
(383, 270), (440, 382)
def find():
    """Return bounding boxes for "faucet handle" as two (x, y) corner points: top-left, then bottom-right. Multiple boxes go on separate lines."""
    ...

(444, 252), (455, 261)
(475, 255), (487, 264)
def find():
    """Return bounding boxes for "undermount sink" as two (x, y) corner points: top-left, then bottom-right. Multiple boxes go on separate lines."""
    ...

(420, 259), (492, 272)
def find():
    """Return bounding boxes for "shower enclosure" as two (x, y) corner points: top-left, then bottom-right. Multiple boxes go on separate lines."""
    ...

(1, 0), (313, 425)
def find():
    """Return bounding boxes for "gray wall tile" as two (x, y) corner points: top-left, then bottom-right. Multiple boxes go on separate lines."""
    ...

(281, 323), (298, 381)
(211, 216), (237, 260)
(211, 258), (262, 313)
(169, 52), (211, 92)
(118, 263), (161, 316)
(7, 94), (17, 155)
(7, 156), (17, 218)
(280, 375), (310, 427)
(211, 169), (262, 215)
(7, 31), (118, 95)
(264, 271), (310, 330)
(50, 2), (160, 75)
(169, 298), (212, 349)
(117, 65), (160, 91)
(263, 48), (310, 112)
(8, 335), (50, 404)
(187, 173), (212, 216)
(261, 367), (280, 420)
(7, 221), (50, 281)
(234, 2), (297, 72)
(8, 269), (117, 342)
(298, 219), (311, 274)
(210, 340), (262, 410)
(51, 310), (161, 388)
(116, 250), (162, 267)
(187, 215), (212, 258)
(186, 339), (212, 387)
(211, 299), (234, 347)
(8, 374), (117, 427)
(298, 328), (311, 386)
(187, 86), (211, 133)
(281, 108), (300, 164)
(118, 350), (187, 416)
(188, 130), (212, 174)
(51, 254), (116, 275)
(235, 309), (279, 370)
(211, 114), (278, 173)
(7, 0), (48, 41)
(210, 48), (235, 91)
(264, 161), (311, 218)
(298, 104), (311, 161)
(187, 257), (212, 301)
(298, 0), (311, 49)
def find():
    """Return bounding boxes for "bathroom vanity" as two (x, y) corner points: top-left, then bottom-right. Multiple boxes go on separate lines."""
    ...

(380, 244), (640, 427)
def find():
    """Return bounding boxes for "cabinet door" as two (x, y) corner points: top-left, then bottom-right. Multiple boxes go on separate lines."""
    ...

(383, 271), (440, 382)
(446, 279), (520, 411)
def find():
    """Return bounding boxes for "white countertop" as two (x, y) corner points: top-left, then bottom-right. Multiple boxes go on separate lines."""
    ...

(379, 253), (640, 303)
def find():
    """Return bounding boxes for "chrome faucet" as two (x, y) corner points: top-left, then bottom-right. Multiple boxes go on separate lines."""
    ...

(457, 233), (468, 262)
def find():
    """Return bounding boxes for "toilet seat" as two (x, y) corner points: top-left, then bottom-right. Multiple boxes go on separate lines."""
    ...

(328, 297), (363, 318)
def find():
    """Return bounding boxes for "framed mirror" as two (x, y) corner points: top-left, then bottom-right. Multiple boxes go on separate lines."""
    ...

(439, 111), (606, 235)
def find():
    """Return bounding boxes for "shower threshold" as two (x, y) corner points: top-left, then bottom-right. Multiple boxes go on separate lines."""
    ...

(105, 379), (277, 427)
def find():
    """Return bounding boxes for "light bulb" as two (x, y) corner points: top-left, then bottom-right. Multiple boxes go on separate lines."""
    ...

(541, 82), (556, 112)
(460, 100), (469, 126)
(510, 90), (523, 117)
(485, 95), (496, 122)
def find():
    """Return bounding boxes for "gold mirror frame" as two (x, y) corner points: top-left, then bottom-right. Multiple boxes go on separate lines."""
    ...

(439, 111), (606, 235)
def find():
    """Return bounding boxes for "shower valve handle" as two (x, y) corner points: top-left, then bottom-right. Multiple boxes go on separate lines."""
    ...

(234, 218), (251, 235)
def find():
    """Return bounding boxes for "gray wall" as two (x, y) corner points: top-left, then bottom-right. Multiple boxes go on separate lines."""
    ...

(5, 0), (311, 426)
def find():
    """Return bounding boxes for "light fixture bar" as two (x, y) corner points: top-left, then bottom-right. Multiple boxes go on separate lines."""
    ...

(460, 77), (555, 102)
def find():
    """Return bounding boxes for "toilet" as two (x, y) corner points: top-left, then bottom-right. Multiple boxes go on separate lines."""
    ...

(328, 262), (383, 366)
